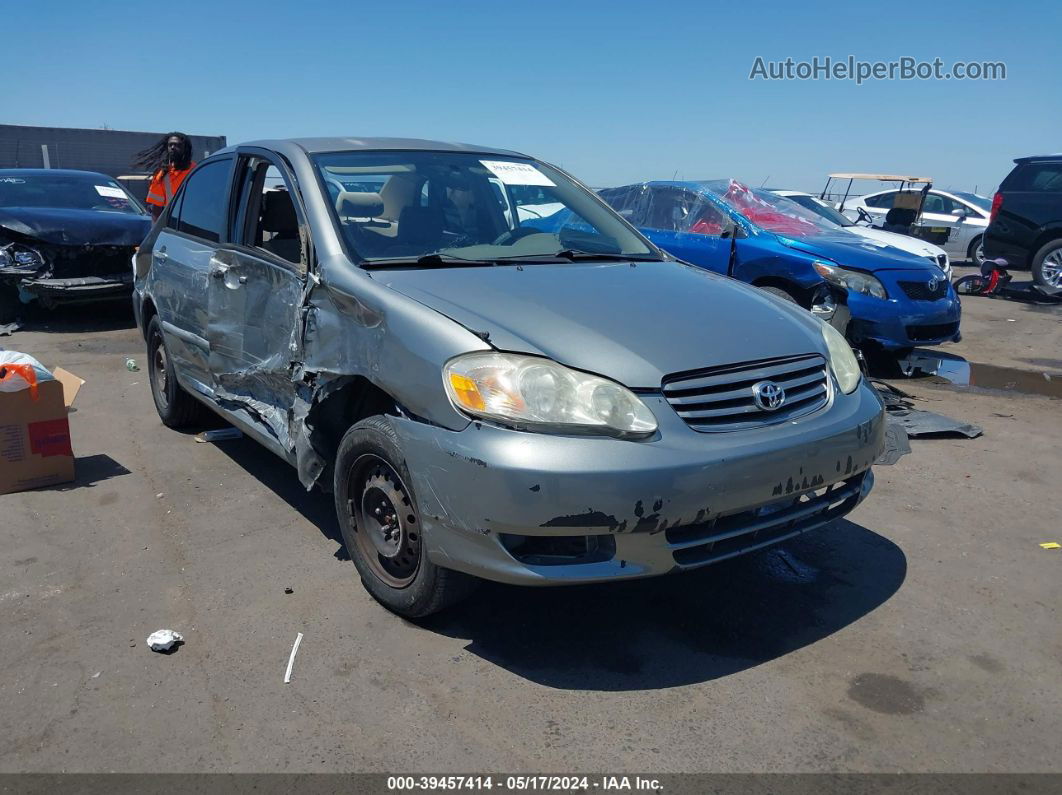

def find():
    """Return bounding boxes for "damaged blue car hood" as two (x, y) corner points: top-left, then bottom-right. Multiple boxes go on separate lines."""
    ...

(0, 206), (151, 247)
(376, 260), (828, 388)
(775, 232), (938, 274)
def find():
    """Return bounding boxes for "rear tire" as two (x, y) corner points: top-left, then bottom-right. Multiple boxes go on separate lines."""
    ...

(146, 316), (207, 428)
(967, 236), (985, 267)
(334, 415), (477, 618)
(1031, 239), (1062, 290)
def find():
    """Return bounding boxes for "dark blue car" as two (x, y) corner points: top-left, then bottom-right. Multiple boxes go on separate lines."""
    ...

(599, 180), (962, 352)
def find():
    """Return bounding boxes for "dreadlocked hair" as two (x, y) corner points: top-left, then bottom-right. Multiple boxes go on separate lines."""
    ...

(133, 132), (193, 173)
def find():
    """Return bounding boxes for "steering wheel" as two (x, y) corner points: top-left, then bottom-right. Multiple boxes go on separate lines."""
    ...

(492, 227), (542, 246)
(856, 207), (874, 225)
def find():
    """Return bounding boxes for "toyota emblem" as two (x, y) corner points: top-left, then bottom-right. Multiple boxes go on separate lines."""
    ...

(752, 380), (786, 411)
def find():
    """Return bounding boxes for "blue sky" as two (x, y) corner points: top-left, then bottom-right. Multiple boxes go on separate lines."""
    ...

(5, 0), (1058, 194)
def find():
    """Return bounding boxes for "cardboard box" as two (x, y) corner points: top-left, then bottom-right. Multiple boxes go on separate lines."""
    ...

(0, 366), (83, 495)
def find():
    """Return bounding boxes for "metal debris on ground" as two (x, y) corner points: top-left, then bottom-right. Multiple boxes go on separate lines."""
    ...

(124, 358), (139, 371)
(146, 629), (184, 652)
(284, 632), (304, 684)
(1040, 542), (1060, 550)
(873, 380), (983, 440)
(284, 587), (294, 594)
(194, 427), (243, 443)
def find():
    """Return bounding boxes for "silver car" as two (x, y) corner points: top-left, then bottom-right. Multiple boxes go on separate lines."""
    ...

(133, 138), (884, 617)
(842, 188), (991, 265)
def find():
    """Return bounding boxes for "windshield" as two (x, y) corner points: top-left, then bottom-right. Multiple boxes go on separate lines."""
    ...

(784, 194), (853, 227)
(704, 180), (835, 237)
(0, 173), (145, 214)
(313, 151), (658, 264)
(950, 191), (991, 211)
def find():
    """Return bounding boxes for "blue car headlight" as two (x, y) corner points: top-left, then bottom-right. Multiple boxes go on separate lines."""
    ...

(813, 261), (887, 300)
(0, 243), (47, 275)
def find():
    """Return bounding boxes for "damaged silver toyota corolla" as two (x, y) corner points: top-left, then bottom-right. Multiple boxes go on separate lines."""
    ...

(133, 138), (885, 617)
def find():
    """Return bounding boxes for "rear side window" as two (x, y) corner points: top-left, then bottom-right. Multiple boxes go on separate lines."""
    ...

(1002, 162), (1062, 192)
(177, 159), (232, 242)
(863, 192), (897, 209)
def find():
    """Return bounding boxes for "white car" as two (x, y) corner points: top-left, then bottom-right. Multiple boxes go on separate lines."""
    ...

(772, 190), (951, 278)
(838, 188), (990, 266)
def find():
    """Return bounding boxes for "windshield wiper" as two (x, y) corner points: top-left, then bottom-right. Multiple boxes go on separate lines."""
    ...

(361, 253), (497, 269)
(495, 250), (663, 263)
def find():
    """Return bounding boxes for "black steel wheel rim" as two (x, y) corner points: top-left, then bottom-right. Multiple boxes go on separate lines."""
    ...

(348, 454), (421, 588)
(149, 331), (169, 409)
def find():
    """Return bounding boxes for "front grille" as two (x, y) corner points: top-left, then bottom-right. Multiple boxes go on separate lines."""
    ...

(906, 321), (960, 342)
(666, 474), (866, 567)
(662, 353), (830, 432)
(899, 278), (949, 301)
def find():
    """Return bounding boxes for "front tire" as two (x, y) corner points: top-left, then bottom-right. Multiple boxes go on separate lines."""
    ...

(757, 285), (798, 304)
(146, 316), (207, 428)
(1031, 239), (1062, 290)
(334, 415), (476, 618)
(0, 287), (20, 324)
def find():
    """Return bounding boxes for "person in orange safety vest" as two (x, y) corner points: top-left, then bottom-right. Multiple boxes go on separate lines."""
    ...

(134, 132), (196, 220)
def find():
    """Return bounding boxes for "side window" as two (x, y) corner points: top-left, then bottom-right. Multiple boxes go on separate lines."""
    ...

(644, 188), (700, 231)
(686, 201), (728, 237)
(177, 159), (232, 242)
(509, 183), (563, 223)
(922, 193), (945, 214)
(164, 187), (184, 229)
(233, 156), (305, 271)
(1009, 163), (1062, 192)
(864, 191), (896, 209)
(598, 187), (647, 226)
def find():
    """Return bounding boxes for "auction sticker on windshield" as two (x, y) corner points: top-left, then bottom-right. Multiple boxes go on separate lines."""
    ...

(94, 185), (127, 199)
(480, 160), (555, 187)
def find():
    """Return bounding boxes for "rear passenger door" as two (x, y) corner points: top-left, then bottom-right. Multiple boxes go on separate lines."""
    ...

(204, 149), (308, 445)
(152, 157), (234, 396)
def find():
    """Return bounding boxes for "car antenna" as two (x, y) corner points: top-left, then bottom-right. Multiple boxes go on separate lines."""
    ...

(760, 175), (770, 187)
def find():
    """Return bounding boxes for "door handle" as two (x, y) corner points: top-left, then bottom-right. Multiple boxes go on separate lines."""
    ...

(154, 247), (168, 261)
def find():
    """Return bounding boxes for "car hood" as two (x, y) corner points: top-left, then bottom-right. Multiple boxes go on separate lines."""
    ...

(375, 261), (827, 388)
(0, 206), (151, 246)
(847, 226), (945, 259)
(774, 230), (941, 273)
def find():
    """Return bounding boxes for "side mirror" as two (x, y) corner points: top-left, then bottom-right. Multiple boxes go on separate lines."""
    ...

(953, 207), (969, 218)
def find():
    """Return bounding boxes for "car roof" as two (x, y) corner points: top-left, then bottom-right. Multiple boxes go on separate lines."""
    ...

(0, 168), (115, 179)
(211, 137), (530, 160)
(1013, 154), (1062, 163)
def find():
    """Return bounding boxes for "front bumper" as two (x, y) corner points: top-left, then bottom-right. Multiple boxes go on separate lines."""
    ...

(845, 280), (962, 350)
(392, 381), (884, 585)
(13, 272), (133, 306)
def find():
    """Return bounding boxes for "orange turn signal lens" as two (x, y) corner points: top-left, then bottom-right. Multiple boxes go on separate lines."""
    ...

(448, 373), (485, 411)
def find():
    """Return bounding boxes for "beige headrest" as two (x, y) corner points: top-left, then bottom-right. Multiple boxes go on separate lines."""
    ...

(337, 191), (384, 217)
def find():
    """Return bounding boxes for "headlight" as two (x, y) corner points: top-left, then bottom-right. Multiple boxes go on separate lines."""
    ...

(444, 352), (658, 437)
(820, 320), (861, 394)
(813, 261), (887, 299)
(0, 243), (46, 274)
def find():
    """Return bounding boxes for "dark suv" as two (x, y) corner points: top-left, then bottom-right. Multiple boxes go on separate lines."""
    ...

(983, 155), (1062, 289)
